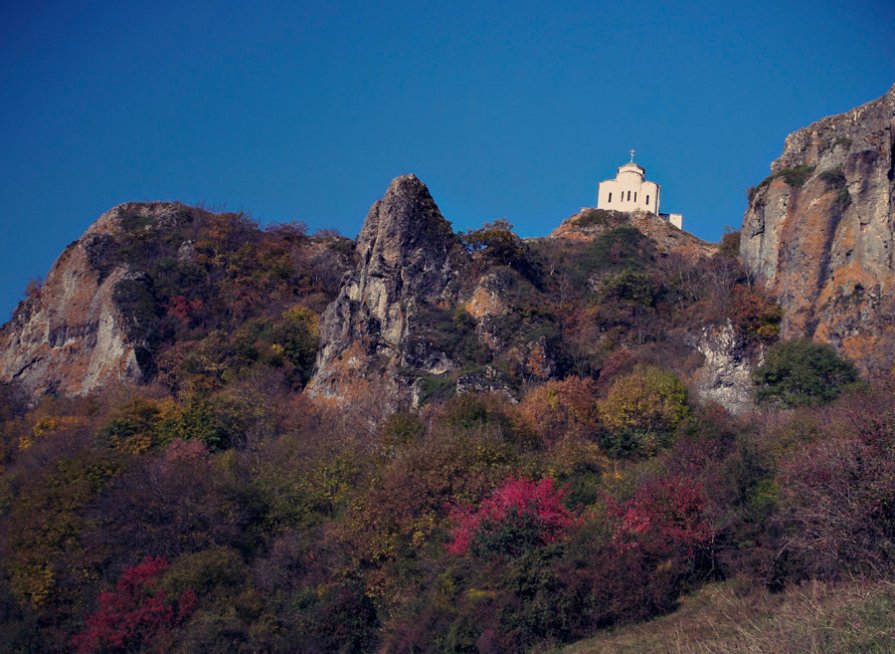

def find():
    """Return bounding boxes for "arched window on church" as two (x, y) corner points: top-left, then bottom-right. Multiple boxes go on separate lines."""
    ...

(646, 195), (650, 205)
(608, 192), (612, 202)
(634, 192), (637, 202)
(627, 190), (631, 201)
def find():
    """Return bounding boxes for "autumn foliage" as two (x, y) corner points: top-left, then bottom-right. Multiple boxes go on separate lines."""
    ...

(609, 475), (714, 556)
(598, 365), (690, 457)
(70, 557), (196, 653)
(0, 212), (886, 652)
(517, 377), (600, 443)
(447, 477), (575, 557)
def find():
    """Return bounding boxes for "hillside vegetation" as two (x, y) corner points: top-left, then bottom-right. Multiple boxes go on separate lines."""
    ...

(4, 82), (894, 654)
(0, 195), (886, 654)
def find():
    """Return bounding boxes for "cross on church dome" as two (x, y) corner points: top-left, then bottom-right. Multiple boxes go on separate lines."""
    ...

(629, 148), (636, 163)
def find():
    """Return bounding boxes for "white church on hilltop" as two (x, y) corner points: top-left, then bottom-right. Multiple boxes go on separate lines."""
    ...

(597, 150), (683, 229)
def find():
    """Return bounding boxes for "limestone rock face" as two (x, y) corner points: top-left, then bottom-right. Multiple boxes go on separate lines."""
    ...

(740, 84), (895, 370)
(0, 203), (191, 396)
(692, 320), (759, 415)
(310, 175), (469, 402)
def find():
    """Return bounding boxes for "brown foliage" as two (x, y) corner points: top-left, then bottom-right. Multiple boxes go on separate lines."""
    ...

(771, 379), (895, 579)
(517, 377), (600, 443)
(89, 441), (250, 562)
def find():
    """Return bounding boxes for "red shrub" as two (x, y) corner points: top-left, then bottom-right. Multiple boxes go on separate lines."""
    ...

(166, 295), (204, 323)
(609, 475), (714, 556)
(447, 477), (575, 557)
(70, 556), (196, 653)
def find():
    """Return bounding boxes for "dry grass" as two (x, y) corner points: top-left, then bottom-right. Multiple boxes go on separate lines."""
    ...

(551, 579), (895, 654)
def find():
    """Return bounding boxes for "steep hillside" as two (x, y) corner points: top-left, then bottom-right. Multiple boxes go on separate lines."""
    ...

(3, 166), (886, 654)
(309, 176), (764, 412)
(0, 176), (772, 416)
(740, 84), (895, 370)
(0, 203), (202, 396)
(0, 202), (349, 397)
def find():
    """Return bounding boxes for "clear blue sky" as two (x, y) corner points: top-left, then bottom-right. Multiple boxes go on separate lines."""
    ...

(2, 0), (893, 320)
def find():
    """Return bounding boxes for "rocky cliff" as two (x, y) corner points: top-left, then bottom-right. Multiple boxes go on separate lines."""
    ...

(309, 175), (469, 403)
(0, 203), (199, 396)
(740, 84), (895, 370)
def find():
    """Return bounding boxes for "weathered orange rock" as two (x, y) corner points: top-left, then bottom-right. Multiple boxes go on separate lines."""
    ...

(740, 84), (895, 371)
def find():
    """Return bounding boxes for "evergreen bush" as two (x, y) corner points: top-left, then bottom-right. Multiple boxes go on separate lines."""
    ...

(753, 339), (858, 407)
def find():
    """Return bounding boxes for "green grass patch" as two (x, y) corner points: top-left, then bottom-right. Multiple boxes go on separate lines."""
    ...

(573, 209), (615, 228)
(777, 164), (815, 188)
(416, 373), (456, 405)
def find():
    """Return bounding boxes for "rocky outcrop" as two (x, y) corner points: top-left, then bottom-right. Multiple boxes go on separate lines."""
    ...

(692, 320), (759, 415)
(551, 208), (717, 261)
(0, 202), (196, 396)
(309, 175), (469, 403)
(740, 84), (895, 370)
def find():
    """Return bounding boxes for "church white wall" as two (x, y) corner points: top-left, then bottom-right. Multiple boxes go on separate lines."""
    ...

(595, 158), (682, 228)
(597, 178), (660, 215)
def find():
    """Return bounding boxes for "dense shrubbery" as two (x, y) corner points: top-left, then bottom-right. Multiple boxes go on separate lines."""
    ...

(89, 206), (349, 395)
(4, 359), (885, 652)
(0, 215), (882, 653)
(753, 339), (858, 407)
(598, 365), (690, 458)
(585, 226), (656, 274)
(462, 219), (542, 286)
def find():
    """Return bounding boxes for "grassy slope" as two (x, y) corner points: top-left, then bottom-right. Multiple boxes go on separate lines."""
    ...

(552, 580), (895, 654)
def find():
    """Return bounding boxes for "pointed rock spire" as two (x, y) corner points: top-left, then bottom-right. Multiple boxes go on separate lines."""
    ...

(310, 174), (468, 402)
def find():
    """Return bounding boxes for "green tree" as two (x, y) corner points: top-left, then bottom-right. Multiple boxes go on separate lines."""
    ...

(462, 219), (541, 284)
(272, 305), (319, 387)
(753, 339), (858, 407)
(598, 366), (690, 457)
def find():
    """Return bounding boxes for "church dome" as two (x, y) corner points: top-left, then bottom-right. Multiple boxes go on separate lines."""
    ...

(617, 161), (645, 179)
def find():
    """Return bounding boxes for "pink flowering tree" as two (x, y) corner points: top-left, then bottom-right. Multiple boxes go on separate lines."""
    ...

(447, 477), (576, 558)
(70, 556), (196, 654)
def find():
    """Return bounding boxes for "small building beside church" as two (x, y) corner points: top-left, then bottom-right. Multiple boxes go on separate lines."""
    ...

(597, 151), (683, 229)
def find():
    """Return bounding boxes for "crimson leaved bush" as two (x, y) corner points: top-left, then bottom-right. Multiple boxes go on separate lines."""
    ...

(609, 475), (714, 556)
(70, 556), (196, 654)
(166, 294), (205, 323)
(447, 477), (575, 557)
